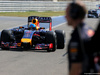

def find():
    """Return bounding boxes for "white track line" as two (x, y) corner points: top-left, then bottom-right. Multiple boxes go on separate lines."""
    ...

(52, 22), (66, 29)
(5, 16), (65, 29)
(46, 22), (66, 30)
(1, 22), (66, 32)
(7, 22), (66, 31)
(52, 16), (64, 18)
(0, 16), (65, 31)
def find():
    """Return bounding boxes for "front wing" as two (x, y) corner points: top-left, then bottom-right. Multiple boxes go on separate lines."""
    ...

(1, 41), (53, 50)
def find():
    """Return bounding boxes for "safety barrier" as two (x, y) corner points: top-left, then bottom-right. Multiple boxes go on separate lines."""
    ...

(0, 1), (100, 12)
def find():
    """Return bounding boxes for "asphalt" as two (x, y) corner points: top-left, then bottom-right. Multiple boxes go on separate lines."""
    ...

(0, 17), (99, 75)
(0, 16), (66, 31)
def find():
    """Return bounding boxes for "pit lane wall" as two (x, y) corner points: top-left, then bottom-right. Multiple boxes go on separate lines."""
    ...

(0, 1), (100, 12)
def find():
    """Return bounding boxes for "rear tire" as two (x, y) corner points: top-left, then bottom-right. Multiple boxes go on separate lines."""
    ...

(1, 30), (14, 50)
(55, 30), (65, 49)
(88, 16), (90, 18)
(45, 31), (56, 52)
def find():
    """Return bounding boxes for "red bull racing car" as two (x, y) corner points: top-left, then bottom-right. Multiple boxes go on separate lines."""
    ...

(0, 16), (65, 52)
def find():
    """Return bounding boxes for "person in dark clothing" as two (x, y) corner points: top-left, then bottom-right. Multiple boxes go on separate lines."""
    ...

(90, 21), (100, 73)
(65, 2), (95, 75)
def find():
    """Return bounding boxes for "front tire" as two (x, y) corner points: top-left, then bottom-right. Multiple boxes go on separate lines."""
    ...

(1, 30), (14, 50)
(45, 31), (57, 52)
(55, 30), (65, 49)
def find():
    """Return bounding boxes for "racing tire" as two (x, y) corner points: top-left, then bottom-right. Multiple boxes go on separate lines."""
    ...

(1, 30), (14, 50)
(96, 16), (98, 18)
(88, 16), (90, 18)
(55, 30), (65, 49)
(45, 31), (57, 52)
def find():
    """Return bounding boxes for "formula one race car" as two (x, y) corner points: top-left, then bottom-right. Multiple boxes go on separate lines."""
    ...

(88, 9), (100, 18)
(0, 16), (65, 52)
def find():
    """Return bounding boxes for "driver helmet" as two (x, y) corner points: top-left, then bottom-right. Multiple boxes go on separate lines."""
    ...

(29, 23), (36, 28)
(29, 23), (36, 30)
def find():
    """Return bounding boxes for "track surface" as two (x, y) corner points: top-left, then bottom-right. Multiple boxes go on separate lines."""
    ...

(0, 17), (99, 75)
(0, 16), (66, 31)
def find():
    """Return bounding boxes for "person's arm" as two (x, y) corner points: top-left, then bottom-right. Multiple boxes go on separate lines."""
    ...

(68, 40), (83, 75)
(70, 63), (82, 75)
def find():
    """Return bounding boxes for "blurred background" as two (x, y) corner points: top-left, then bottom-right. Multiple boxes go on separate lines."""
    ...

(0, 0), (100, 17)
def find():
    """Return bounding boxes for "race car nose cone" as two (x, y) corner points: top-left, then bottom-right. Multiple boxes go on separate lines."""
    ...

(21, 38), (32, 45)
(21, 38), (31, 42)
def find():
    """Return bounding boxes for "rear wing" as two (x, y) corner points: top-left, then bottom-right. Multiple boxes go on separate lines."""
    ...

(38, 17), (52, 31)
(28, 16), (52, 31)
(28, 16), (39, 22)
(38, 17), (52, 23)
(28, 16), (51, 23)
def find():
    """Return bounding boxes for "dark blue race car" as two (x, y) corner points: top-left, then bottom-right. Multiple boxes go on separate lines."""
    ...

(0, 16), (65, 52)
(88, 9), (100, 18)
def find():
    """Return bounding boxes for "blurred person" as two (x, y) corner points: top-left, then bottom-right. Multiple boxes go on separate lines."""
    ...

(65, 2), (95, 75)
